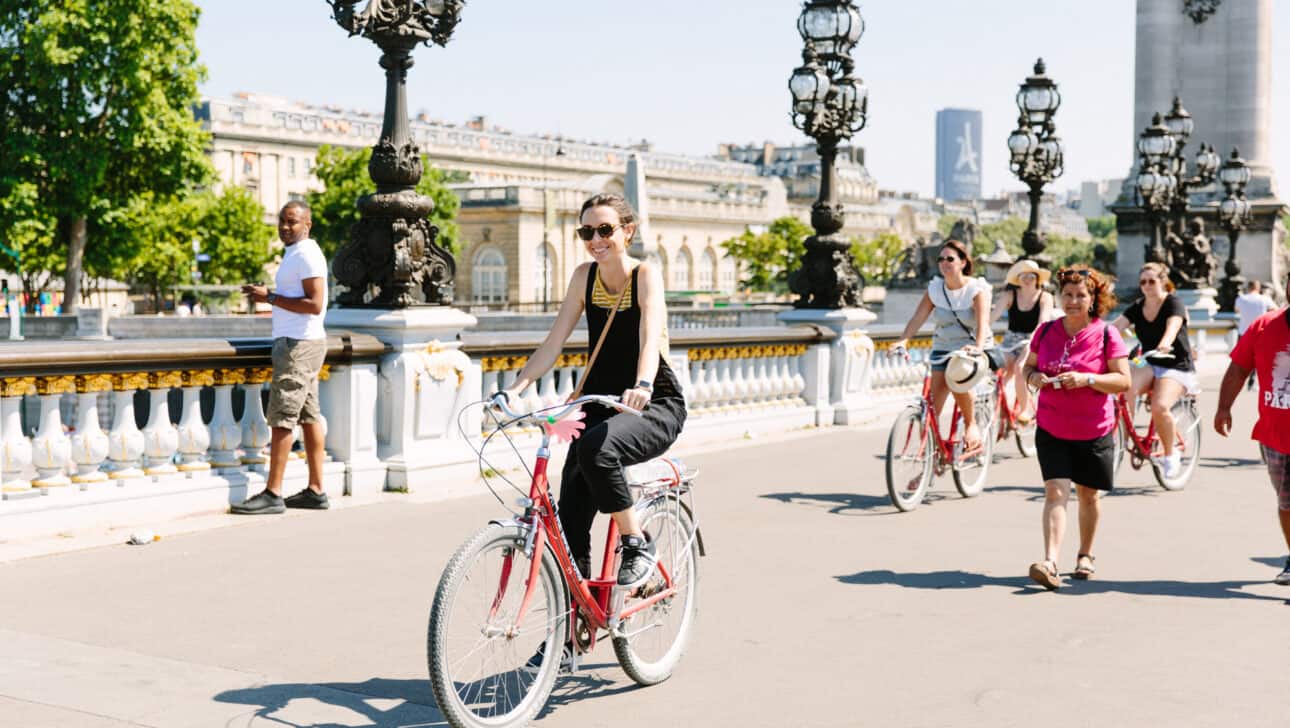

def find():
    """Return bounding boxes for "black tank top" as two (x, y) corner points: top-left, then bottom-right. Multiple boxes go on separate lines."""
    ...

(1007, 290), (1042, 334)
(580, 263), (682, 401)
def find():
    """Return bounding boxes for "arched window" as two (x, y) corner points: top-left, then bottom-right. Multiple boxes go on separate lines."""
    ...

(672, 248), (692, 291)
(472, 247), (508, 303)
(532, 244), (557, 306)
(697, 249), (716, 290)
(719, 254), (738, 292)
(649, 246), (669, 289)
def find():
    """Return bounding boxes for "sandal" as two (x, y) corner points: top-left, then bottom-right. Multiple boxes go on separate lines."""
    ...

(1073, 553), (1096, 580)
(1028, 559), (1061, 590)
(1016, 413), (1034, 427)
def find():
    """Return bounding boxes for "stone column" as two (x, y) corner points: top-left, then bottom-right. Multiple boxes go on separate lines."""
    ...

(69, 374), (113, 484)
(106, 373), (147, 479)
(780, 307), (877, 425)
(31, 376), (75, 488)
(142, 371), (181, 476)
(208, 369), (245, 469)
(176, 370), (214, 472)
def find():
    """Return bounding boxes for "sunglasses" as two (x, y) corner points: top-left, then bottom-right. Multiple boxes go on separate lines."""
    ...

(937, 256), (959, 263)
(1057, 269), (1092, 280)
(1139, 279), (1158, 286)
(576, 223), (624, 241)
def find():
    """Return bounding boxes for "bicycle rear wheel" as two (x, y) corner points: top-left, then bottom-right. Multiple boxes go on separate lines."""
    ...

(1153, 397), (1202, 491)
(428, 524), (568, 728)
(953, 393), (996, 498)
(613, 497), (700, 686)
(885, 406), (932, 512)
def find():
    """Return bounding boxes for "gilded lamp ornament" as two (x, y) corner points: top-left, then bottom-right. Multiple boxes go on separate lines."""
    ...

(326, 0), (465, 307)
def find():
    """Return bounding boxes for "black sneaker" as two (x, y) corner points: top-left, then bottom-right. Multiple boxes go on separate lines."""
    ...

(522, 642), (573, 675)
(231, 490), (284, 515)
(284, 487), (330, 510)
(617, 534), (658, 588)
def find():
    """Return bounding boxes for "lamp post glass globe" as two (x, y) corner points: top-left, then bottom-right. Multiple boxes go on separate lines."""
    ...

(1164, 96), (1194, 142)
(798, 2), (863, 56)
(1218, 148), (1252, 189)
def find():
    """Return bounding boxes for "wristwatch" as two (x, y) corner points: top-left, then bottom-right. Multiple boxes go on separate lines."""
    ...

(1086, 374), (1096, 387)
(635, 379), (653, 392)
(266, 292), (278, 306)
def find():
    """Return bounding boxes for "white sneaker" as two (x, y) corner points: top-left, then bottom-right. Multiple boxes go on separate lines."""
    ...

(1155, 452), (1182, 480)
(1276, 559), (1290, 586)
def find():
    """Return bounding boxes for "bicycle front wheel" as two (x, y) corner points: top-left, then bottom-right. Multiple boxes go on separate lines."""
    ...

(886, 406), (933, 512)
(952, 405), (996, 498)
(1154, 397), (1202, 491)
(613, 497), (700, 686)
(428, 524), (569, 728)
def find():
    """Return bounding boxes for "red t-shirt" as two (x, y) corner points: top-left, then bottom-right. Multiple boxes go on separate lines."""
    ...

(1229, 307), (1290, 453)
(1030, 318), (1129, 441)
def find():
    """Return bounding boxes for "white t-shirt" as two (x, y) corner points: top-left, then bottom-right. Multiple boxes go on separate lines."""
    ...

(273, 238), (329, 340)
(1235, 291), (1276, 335)
(928, 276), (991, 311)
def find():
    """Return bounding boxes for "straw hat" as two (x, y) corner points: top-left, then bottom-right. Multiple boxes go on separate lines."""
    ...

(945, 350), (990, 394)
(1006, 259), (1051, 287)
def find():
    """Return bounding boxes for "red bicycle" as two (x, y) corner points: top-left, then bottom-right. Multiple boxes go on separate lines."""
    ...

(428, 394), (702, 728)
(885, 352), (996, 511)
(1111, 350), (1202, 491)
(992, 339), (1037, 459)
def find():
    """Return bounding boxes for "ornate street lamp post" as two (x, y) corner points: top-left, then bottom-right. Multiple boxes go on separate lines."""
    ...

(326, 0), (464, 308)
(1135, 113), (1178, 264)
(786, 0), (868, 309)
(1006, 59), (1063, 264)
(1162, 96), (1220, 248)
(1216, 148), (1253, 312)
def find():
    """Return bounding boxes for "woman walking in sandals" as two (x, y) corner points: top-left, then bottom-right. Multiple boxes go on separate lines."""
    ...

(499, 193), (686, 592)
(1020, 266), (1131, 589)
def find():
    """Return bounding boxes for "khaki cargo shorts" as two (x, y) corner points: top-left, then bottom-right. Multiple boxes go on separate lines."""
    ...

(267, 337), (327, 429)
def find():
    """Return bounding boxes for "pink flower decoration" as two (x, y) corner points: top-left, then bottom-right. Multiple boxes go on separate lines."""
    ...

(542, 407), (586, 443)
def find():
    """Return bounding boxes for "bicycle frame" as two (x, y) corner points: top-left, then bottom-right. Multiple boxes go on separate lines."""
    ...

(1114, 392), (1196, 464)
(914, 371), (967, 468)
(486, 402), (690, 657)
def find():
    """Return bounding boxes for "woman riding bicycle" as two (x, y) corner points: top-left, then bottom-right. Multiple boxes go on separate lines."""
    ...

(1111, 262), (1198, 481)
(991, 259), (1054, 425)
(499, 193), (686, 589)
(891, 238), (994, 453)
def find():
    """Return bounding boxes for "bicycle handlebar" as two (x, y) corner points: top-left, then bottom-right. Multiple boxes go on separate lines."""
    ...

(487, 392), (643, 424)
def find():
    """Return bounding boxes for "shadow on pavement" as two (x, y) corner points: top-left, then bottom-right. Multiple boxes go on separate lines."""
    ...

(760, 491), (897, 515)
(836, 569), (1290, 603)
(1250, 555), (1286, 567)
(215, 678), (445, 727)
(538, 661), (642, 720)
(1199, 455), (1263, 468)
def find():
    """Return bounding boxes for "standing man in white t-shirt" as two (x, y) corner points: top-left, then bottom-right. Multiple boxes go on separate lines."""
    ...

(233, 201), (331, 514)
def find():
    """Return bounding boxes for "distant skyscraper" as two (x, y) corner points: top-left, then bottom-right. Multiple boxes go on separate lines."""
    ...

(935, 109), (982, 202)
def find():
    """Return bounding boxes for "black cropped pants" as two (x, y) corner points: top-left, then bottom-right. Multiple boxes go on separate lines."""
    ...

(558, 397), (685, 576)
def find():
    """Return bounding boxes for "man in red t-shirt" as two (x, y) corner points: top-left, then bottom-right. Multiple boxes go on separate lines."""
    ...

(1215, 304), (1290, 585)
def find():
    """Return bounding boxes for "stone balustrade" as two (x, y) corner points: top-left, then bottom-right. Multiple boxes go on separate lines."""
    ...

(0, 314), (1239, 542)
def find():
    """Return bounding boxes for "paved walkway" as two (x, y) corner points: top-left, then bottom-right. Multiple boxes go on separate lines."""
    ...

(2, 374), (1287, 727)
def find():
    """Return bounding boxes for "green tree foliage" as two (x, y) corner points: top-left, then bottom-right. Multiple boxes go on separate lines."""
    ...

(0, 181), (62, 310)
(719, 216), (811, 293)
(1086, 215), (1116, 239)
(308, 144), (465, 259)
(0, 1), (212, 312)
(849, 232), (906, 286)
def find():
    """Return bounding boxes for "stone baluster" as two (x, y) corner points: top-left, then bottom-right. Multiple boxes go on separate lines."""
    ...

(554, 353), (580, 402)
(538, 370), (559, 408)
(240, 367), (272, 464)
(176, 370), (213, 472)
(106, 373), (148, 479)
(208, 369), (245, 468)
(715, 353), (736, 411)
(69, 375), (113, 484)
(698, 352), (720, 412)
(31, 376), (75, 488)
(688, 356), (707, 412)
(730, 348), (750, 409)
(142, 371), (181, 476)
(0, 377), (36, 492)
(771, 348), (792, 402)
(752, 353), (772, 406)
(788, 345), (808, 402)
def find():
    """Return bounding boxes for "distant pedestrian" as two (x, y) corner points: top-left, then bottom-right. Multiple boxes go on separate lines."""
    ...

(1021, 266), (1130, 589)
(990, 259), (1055, 425)
(233, 201), (330, 515)
(1214, 296), (1290, 585)
(1236, 280), (1277, 337)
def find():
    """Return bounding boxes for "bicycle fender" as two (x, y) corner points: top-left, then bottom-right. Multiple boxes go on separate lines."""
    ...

(635, 494), (707, 558)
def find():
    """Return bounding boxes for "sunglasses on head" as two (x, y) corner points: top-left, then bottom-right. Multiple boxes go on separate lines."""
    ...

(576, 223), (623, 241)
(1057, 268), (1092, 280)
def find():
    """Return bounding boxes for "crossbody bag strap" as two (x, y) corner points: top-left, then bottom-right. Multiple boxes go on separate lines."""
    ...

(570, 270), (632, 401)
(943, 280), (978, 340)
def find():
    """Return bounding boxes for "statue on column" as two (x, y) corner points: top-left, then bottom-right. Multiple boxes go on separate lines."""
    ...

(1167, 216), (1216, 289)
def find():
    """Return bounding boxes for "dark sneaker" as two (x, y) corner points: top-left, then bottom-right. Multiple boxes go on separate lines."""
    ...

(522, 642), (573, 675)
(1275, 558), (1290, 586)
(617, 534), (658, 588)
(231, 490), (284, 515)
(284, 487), (330, 510)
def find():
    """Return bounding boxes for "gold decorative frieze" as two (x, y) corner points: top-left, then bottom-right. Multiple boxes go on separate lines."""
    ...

(688, 343), (808, 362)
(213, 368), (246, 386)
(149, 371), (183, 389)
(318, 364), (332, 381)
(874, 338), (932, 352)
(75, 374), (114, 394)
(481, 355), (528, 373)
(0, 377), (36, 397)
(112, 372), (150, 391)
(35, 375), (76, 396)
(556, 353), (588, 369)
(244, 367), (273, 384)
(182, 370), (216, 387)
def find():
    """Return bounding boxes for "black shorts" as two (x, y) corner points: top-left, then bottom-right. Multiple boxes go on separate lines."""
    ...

(1035, 426), (1116, 491)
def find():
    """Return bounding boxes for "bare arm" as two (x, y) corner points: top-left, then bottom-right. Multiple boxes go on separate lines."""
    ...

(243, 278), (325, 315)
(1214, 361), (1252, 437)
(624, 262), (667, 410)
(972, 288), (991, 349)
(1020, 350), (1042, 390)
(1039, 291), (1055, 322)
(1110, 314), (1132, 333)
(989, 290), (1011, 325)
(1156, 315), (1184, 351)
(506, 264), (589, 395)
(892, 293), (934, 348)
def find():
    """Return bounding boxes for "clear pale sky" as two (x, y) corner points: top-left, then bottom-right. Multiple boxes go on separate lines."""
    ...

(195, 1), (1288, 200)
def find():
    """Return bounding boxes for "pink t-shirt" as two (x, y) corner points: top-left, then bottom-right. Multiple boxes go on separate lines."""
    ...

(1030, 318), (1129, 441)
